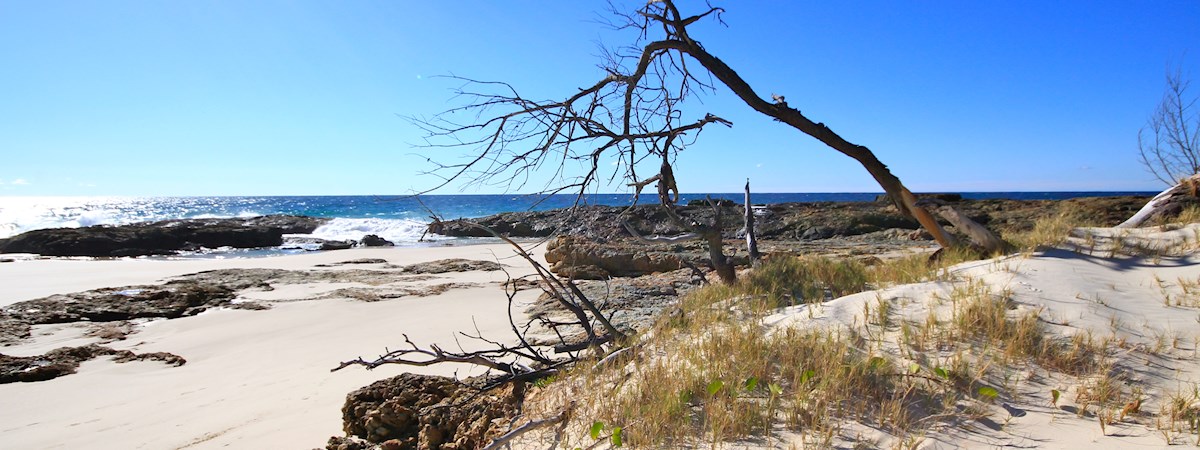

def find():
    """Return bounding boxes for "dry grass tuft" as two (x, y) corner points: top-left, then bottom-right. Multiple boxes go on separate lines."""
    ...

(1004, 203), (1093, 252)
(542, 261), (1116, 447)
(866, 246), (979, 286)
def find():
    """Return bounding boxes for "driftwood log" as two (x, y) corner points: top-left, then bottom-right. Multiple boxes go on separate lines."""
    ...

(915, 198), (1008, 254)
(1117, 174), (1200, 228)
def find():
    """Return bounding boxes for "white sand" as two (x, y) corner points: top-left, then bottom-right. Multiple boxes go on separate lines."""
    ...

(0, 244), (545, 450)
(765, 224), (1200, 449)
(7, 223), (1200, 449)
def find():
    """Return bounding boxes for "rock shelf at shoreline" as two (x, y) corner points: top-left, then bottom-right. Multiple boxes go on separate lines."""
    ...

(0, 197), (1151, 259)
(0, 215), (328, 257)
(429, 196), (1150, 242)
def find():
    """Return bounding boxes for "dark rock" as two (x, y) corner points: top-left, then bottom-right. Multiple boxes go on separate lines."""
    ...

(339, 373), (523, 449)
(359, 235), (394, 247)
(337, 258), (389, 265)
(528, 269), (696, 335)
(0, 281), (237, 344)
(399, 258), (503, 274)
(687, 198), (738, 207)
(800, 226), (835, 240)
(431, 204), (728, 243)
(241, 215), (328, 234)
(320, 240), (355, 251)
(324, 436), (378, 450)
(429, 196), (1154, 247)
(0, 344), (185, 384)
(0, 215), (329, 257)
(2, 282), (235, 326)
(875, 193), (963, 204)
(0, 318), (30, 343)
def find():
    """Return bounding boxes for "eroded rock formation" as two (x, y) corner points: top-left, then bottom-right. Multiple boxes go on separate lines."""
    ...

(334, 373), (524, 450)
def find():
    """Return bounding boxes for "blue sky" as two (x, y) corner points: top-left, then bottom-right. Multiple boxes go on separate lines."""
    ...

(1, 1), (1197, 196)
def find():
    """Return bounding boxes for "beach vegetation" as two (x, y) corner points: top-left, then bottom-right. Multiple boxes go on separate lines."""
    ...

(1002, 202), (1093, 252)
(529, 266), (1114, 448)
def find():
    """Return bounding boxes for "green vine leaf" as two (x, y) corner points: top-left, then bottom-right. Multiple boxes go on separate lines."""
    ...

(744, 376), (759, 391)
(590, 421), (604, 440)
(706, 380), (724, 396)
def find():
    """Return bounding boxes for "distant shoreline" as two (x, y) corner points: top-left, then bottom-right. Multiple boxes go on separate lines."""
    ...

(1, 193), (1157, 242)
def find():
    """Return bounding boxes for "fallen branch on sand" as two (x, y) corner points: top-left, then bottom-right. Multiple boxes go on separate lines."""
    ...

(1118, 174), (1200, 228)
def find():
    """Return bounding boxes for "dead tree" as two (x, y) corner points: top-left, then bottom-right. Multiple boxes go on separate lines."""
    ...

(415, 0), (1006, 256)
(334, 223), (625, 383)
(1139, 67), (1200, 186)
(744, 179), (761, 266)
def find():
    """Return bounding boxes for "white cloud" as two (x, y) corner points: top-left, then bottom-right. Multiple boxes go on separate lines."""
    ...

(11, 178), (29, 185)
(755, 163), (763, 168)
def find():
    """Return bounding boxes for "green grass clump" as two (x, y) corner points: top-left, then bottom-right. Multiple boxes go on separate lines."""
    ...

(682, 256), (869, 309)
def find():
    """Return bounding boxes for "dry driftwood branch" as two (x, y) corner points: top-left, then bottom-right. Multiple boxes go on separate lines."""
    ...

(334, 223), (631, 382)
(914, 198), (1008, 253)
(744, 179), (761, 266)
(481, 406), (573, 450)
(1119, 173), (1200, 228)
(470, 222), (626, 344)
(554, 334), (617, 354)
(331, 334), (534, 374)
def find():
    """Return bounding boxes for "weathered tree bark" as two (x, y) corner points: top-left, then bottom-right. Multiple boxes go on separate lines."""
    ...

(1118, 174), (1200, 228)
(640, 3), (960, 249)
(917, 199), (1009, 254)
(744, 179), (761, 267)
(702, 199), (737, 283)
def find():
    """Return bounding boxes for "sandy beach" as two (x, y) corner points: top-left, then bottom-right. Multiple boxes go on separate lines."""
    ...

(5, 220), (1200, 449)
(0, 244), (545, 449)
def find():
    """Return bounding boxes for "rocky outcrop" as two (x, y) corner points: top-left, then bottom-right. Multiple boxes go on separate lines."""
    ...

(0, 215), (328, 257)
(0, 281), (238, 344)
(360, 235), (395, 247)
(336, 373), (524, 450)
(428, 197), (1154, 244)
(544, 235), (684, 279)
(399, 258), (503, 274)
(0, 344), (185, 384)
(320, 240), (356, 251)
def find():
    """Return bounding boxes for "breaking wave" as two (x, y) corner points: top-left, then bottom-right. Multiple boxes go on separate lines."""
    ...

(300, 218), (445, 243)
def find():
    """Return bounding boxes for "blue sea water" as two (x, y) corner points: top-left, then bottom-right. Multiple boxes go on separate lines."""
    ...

(0, 192), (1156, 246)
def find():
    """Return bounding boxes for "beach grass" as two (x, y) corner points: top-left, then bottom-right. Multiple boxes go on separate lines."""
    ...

(532, 252), (1131, 448)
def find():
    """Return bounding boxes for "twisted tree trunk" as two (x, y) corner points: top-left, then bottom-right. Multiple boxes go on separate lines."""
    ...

(657, 35), (960, 248)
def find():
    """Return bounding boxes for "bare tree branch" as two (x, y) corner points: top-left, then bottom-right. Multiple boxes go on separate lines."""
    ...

(1140, 66), (1200, 185)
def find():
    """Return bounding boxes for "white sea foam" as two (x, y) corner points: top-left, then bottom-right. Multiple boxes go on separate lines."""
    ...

(300, 218), (444, 243)
(0, 197), (137, 238)
(74, 210), (117, 227)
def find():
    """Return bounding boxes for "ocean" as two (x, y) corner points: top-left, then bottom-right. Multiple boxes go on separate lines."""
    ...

(0, 192), (1155, 247)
